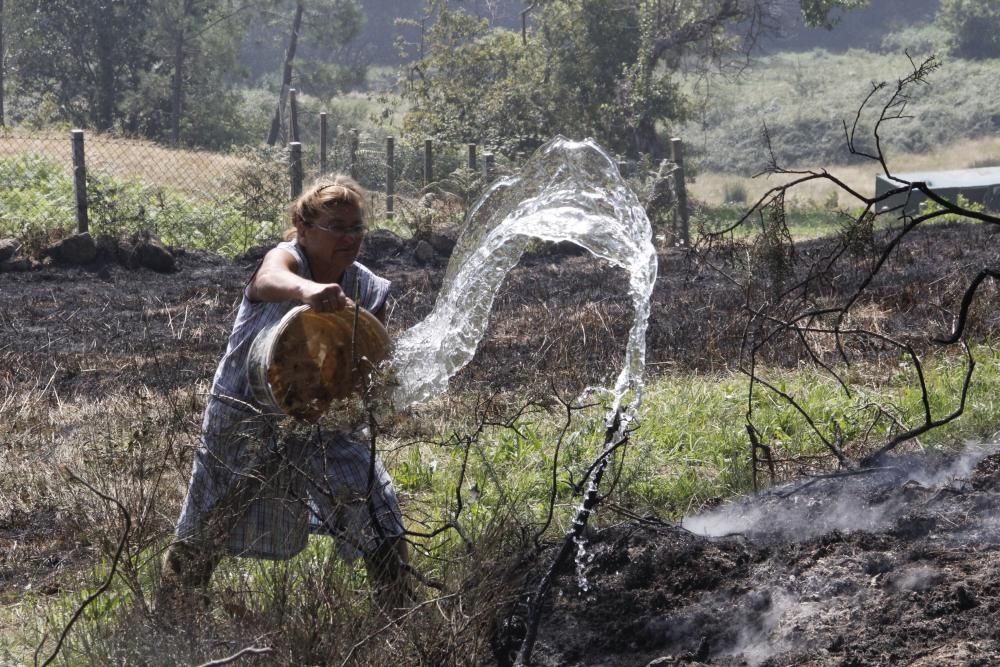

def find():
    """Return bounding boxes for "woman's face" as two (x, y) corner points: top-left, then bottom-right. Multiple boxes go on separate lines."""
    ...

(298, 202), (366, 268)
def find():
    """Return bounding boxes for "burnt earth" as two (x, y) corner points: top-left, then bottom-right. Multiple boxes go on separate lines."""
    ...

(1, 221), (1000, 662)
(515, 448), (1000, 666)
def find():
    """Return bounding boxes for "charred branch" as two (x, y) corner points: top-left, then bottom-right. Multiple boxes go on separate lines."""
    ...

(514, 409), (630, 667)
(702, 54), (1000, 483)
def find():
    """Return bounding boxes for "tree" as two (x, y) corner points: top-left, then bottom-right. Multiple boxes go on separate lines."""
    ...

(9, 0), (151, 131)
(5, 0), (254, 147)
(799, 0), (868, 28)
(399, 7), (548, 156)
(264, 0), (364, 146)
(1, 0), (6, 126)
(145, 0), (255, 147)
(402, 0), (871, 159)
(938, 0), (1000, 60)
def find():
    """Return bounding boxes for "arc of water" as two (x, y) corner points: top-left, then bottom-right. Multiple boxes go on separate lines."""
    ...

(390, 136), (658, 420)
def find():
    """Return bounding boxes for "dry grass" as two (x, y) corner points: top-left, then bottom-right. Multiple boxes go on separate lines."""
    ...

(0, 129), (251, 198)
(690, 136), (1000, 207)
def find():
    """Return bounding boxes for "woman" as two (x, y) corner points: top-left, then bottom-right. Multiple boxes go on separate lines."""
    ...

(159, 175), (408, 615)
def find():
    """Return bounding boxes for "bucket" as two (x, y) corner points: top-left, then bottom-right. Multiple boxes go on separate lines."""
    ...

(247, 304), (391, 422)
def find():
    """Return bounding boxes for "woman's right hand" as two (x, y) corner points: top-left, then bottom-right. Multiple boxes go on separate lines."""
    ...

(301, 282), (351, 313)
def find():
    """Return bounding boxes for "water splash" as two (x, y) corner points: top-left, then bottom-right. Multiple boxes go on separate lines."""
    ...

(391, 136), (658, 418)
(574, 533), (592, 593)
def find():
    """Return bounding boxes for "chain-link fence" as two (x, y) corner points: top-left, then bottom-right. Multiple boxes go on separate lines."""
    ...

(0, 125), (510, 258)
(0, 124), (683, 258)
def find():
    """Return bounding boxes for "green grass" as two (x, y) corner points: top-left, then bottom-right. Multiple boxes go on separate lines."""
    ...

(628, 344), (1000, 513)
(386, 344), (1000, 527)
(694, 201), (845, 239)
(0, 153), (288, 258)
(692, 191), (991, 244)
(13, 343), (1000, 663)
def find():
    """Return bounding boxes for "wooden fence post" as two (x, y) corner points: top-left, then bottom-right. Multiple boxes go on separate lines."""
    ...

(424, 138), (433, 186)
(349, 128), (358, 180)
(483, 152), (495, 183)
(468, 143), (477, 172)
(319, 112), (328, 175)
(71, 129), (89, 234)
(386, 136), (395, 220)
(289, 88), (299, 143)
(670, 137), (689, 247)
(289, 142), (303, 198)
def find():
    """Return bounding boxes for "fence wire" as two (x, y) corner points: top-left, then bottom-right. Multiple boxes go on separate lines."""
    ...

(1, 125), (670, 258)
(0, 127), (498, 258)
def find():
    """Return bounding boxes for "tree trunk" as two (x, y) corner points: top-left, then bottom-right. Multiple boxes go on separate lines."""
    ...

(171, 19), (186, 147)
(266, 2), (304, 146)
(0, 0), (5, 127)
(633, 116), (662, 161)
(94, 4), (117, 132)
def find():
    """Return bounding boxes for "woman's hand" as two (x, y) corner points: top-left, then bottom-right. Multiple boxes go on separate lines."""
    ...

(249, 248), (355, 311)
(300, 282), (351, 312)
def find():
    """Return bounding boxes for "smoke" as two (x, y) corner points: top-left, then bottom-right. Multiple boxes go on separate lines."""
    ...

(681, 443), (998, 544)
(723, 590), (808, 667)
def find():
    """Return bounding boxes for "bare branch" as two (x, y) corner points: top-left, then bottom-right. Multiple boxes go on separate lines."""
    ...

(196, 646), (274, 667)
(36, 469), (131, 667)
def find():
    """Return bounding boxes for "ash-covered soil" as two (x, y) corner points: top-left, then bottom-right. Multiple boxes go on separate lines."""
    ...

(2, 221), (1000, 663)
(513, 447), (1000, 666)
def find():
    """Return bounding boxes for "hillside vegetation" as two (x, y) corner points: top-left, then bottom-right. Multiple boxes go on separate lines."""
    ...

(681, 49), (1000, 175)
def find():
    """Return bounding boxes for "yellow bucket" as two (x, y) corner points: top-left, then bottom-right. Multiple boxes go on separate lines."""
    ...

(247, 304), (391, 422)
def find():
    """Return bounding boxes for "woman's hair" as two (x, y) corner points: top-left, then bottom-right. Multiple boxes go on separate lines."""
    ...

(284, 174), (368, 240)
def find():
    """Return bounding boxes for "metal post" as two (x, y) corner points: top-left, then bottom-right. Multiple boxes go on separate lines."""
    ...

(319, 112), (328, 175)
(483, 152), (495, 183)
(71, 130), (89, 233)
(289, 141), (303, 198)
(289, 88), (299, 143)
(424, 138), (433, 186)
(386, 136), (395, 220)
(670, 137), (689, 247)
(349, 128), (358, 180)
(468, 143), (477, 172)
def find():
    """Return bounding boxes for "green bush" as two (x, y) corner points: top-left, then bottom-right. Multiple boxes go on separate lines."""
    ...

(722, 181), (748, 204)
(0, 154), (76, 241)
(938, 0), (1000, 59)
(880, 22), (950, 55)
(0, 153), (286, 258)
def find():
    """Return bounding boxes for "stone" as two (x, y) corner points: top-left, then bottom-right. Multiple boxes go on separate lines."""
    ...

(135, 238), (176, 273)
(426, 229), (457, 257)
(413, 239), (436, 264)
(0, 238), (20, 263)
(0, 257), (35, 272)
(94, 235), (120, 265)
(117, 233), (175, 272)
(361, 228), (405, 263)
(45, 233), (97, 265)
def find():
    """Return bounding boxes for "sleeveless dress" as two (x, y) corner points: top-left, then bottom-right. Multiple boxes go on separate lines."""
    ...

(174, 240), (404, 560)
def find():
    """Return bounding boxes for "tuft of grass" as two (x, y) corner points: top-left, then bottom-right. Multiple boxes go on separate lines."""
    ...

(627, 343), (1000, 515)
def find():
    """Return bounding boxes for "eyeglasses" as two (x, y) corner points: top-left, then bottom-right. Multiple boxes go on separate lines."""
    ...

(306, 222), (367, 237)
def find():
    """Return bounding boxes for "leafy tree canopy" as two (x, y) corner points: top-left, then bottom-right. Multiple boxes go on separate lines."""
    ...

(2, 0), (363, 148)
(400, 0), (871, 160)
(938, 0), (1000, 59)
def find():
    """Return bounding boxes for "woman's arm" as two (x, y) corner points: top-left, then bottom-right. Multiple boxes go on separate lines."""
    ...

(247, 248), (350, 311)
